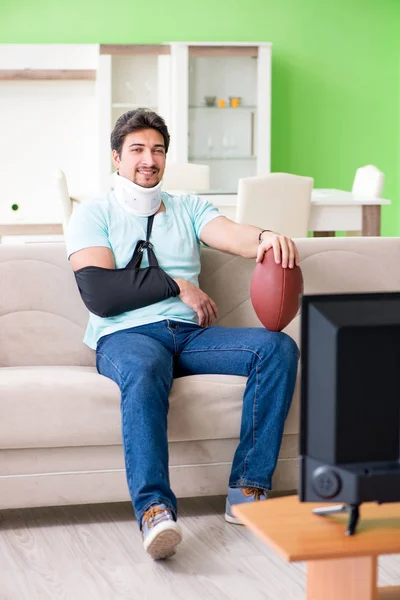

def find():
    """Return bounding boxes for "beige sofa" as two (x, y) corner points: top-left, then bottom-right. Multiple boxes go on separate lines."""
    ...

(1, 236), (400, 510)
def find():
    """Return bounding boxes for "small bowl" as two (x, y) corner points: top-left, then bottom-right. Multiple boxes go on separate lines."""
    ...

(229, 96), (241, 107)
(204, 96), (216, 107)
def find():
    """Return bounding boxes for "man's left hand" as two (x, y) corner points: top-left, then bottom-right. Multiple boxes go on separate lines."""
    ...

(256, 231), (300, 268)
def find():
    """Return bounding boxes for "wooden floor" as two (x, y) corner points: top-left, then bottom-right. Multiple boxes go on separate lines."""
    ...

(0, 496), (399, 600)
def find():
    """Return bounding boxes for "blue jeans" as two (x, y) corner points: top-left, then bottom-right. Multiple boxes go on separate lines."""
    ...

(96, 320), (299, 527)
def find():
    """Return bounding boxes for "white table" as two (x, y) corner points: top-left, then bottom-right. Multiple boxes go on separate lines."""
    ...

(0, 189), (391, 238)
(199, 189), (391, 236)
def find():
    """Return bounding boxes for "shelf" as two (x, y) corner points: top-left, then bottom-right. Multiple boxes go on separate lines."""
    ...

(189, 46), (258, 58)
(189, 156), (257, 161)
(112, 103), (157, 109)
(189, 106), (257, 111)
(100, 44), (170, 56)
(0, 69), (96, 81)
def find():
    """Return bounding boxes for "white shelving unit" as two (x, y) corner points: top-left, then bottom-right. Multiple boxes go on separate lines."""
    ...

(0, 42), (272, 216)
(169, 42), (271, 191)
(97, 44), (171, 193)
(97, 42), (271, 193)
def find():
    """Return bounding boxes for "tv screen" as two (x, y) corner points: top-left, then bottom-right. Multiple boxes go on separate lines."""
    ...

(299, 292), (400, 508)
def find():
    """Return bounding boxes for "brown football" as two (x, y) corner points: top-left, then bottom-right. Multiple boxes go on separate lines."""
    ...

(250, 248), (303, 332)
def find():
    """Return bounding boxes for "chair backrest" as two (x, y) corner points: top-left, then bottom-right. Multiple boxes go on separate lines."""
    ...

(54, 169), (73, 233)
(162, 162), (210, 193)
(352, 165), (384, 198)
(236, 173), (314, 238)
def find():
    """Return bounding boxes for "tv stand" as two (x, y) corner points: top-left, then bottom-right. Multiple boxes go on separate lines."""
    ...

(312, 503), (360, 535)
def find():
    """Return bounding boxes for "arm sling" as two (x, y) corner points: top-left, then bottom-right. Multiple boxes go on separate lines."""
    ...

(74, 215), (180, 318)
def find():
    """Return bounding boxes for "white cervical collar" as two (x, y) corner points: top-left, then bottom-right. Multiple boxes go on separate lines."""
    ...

(113, 172), (162, 217)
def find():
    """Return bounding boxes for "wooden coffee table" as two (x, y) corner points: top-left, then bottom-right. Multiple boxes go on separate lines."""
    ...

(232, 495), (400, 600)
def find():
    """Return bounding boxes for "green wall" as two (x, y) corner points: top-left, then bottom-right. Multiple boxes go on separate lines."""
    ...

(1, 0), (399, 234)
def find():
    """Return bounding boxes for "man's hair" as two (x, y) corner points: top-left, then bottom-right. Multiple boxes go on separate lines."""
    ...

(110, 108), (170, 156)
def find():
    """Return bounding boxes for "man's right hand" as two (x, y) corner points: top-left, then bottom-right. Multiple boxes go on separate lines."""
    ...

(174, 279), (219, 327)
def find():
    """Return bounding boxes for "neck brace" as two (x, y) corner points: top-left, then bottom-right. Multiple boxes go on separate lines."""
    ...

(113, 172), (162, 217)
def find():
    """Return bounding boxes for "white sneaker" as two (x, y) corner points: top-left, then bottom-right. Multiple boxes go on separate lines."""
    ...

(141, 504), (182, 560)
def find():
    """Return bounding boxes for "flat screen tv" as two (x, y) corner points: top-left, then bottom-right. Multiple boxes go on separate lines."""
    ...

(299, 292), (400, 534)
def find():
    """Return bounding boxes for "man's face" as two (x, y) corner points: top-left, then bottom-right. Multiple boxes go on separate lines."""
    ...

(112, 128), (166, 188)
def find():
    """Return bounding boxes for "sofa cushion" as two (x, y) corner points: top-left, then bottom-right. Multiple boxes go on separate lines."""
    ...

(0, 247), (94, 368)
(0, 366), (299, 449)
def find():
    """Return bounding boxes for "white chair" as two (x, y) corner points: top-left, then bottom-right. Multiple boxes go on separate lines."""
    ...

(162, 162), (210, 193)
(54, 169), (78, 234)
(236, 173), (314, 238)
(352, 165), (384, 198)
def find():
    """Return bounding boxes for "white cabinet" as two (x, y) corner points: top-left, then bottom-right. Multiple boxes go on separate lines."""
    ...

(97, 45), (172, 193)
(0, 44), (99, 222)
(169, 43), (271, 191)
(97, 42), (271, 193)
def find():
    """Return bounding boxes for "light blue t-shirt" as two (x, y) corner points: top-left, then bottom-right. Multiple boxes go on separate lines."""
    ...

(66, 191), (222, 349)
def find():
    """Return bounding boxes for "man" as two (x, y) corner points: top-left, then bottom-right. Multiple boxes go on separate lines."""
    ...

(67, 108), (299, 561)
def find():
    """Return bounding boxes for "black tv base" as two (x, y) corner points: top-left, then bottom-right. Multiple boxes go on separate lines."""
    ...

(312, 503), (360, 536)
